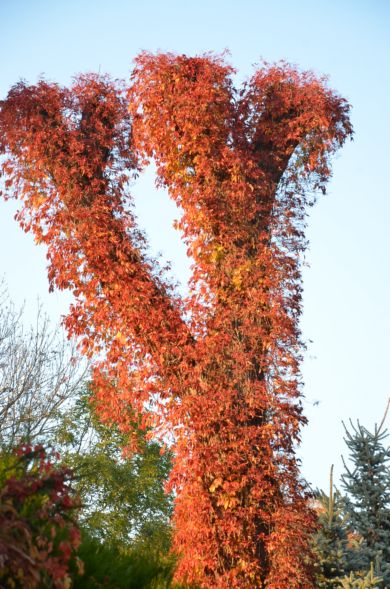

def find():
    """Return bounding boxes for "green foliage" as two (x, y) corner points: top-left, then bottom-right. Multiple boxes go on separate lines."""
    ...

(313, 467), (350, 588)
(337, 564), (383, 588)
(0, 288), (178, 586)
(54, 390), (173, 554)
(0, 391), (178, 588)
(71, 533), (176, 589)
(314, 408), (390, 589)
(341, 418), (390, 586)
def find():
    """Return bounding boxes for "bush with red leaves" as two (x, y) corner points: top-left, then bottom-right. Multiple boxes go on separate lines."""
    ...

(0, 444), (81, 588)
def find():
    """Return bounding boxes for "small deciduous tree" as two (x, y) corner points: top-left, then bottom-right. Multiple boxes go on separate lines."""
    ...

(0, 53), (352, 588)
(55, 390), (173, 553)
(0, 283), (86, 450)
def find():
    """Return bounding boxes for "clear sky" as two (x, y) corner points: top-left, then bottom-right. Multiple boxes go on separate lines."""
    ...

(1, 0), (389, 491)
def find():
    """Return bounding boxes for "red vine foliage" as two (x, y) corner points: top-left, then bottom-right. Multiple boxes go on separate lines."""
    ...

(0, 54), (352, 588)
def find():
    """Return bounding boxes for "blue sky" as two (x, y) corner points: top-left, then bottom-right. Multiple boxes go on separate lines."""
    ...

(1, 0), (389, 491)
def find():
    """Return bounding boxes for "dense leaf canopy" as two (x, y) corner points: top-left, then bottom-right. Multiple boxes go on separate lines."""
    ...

(0, 53), (352, 588)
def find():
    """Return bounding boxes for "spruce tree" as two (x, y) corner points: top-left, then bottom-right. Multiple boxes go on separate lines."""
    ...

(338, 564), (382, 589)
(313, 465), (349, 588)
(341, 405), (390, 586)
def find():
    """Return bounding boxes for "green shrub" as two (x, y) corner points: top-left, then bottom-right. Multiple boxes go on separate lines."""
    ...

(72, 533), (175, 589)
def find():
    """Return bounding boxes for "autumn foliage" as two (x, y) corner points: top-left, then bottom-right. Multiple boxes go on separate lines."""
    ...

(0, 445), (81, 588)
(0, 53), (352, 588)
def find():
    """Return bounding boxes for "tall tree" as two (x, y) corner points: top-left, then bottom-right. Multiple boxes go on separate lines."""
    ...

(0, 54), (352, 588)
(341, 410), (390, 586)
